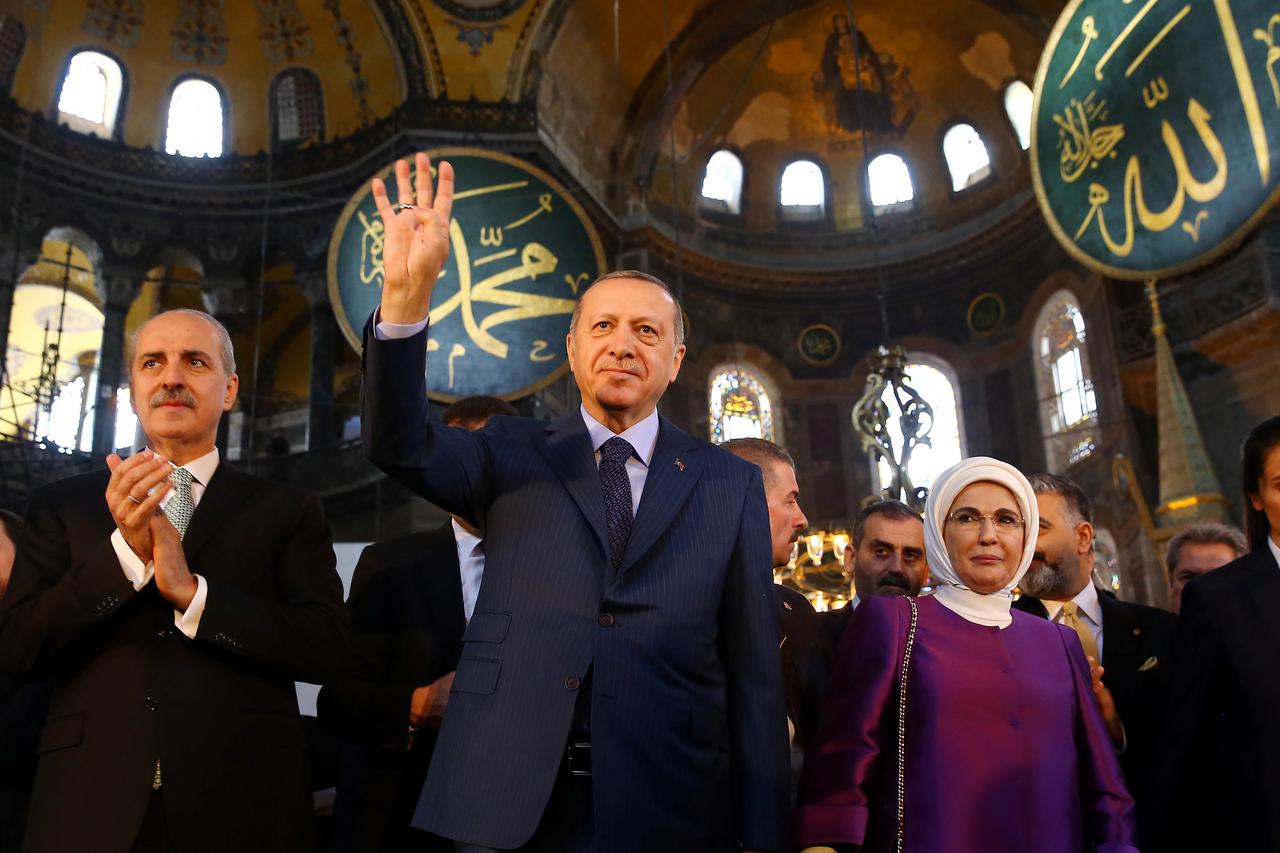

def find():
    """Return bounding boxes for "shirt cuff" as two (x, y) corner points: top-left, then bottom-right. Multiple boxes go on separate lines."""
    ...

(111, 528), (154, 590)
(175, 574), (207, 639)
(373, 307), (429, 340)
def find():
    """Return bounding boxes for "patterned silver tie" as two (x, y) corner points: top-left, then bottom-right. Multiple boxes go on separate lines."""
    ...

(164, 467), (195, 539)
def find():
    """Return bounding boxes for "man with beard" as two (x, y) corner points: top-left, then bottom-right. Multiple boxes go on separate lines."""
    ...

(1014, 473), (1175, 843)
(821, 500), (927, 652)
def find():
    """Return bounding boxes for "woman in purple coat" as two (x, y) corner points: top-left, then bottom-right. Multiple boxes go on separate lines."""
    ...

(795, 457), (1137, 853)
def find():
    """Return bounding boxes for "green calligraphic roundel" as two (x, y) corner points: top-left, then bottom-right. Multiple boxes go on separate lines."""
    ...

(328, 148), (607, 401)
(1032, 0), (1280, 280)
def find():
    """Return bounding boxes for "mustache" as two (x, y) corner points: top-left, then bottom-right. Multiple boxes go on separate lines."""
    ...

(150, 388), (196, 408)
(597, 356), (641, 374)
(878, 571), (912, 592)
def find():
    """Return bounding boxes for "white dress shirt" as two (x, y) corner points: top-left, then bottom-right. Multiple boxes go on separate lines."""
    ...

(1043, 580), (1105, 661)
(452, 519), (485, 622)
(109, 448), (215, 638)
(1268, 534), (1280, 571)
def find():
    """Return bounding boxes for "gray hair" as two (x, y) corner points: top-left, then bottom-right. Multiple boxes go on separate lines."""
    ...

(722, 438), (795, 488)
(1165, 522), (1247, 576)
(568, 270), (685, 345)
(128, 309), (236, 375)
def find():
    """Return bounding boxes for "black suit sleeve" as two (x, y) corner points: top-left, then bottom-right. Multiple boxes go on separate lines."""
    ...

(0, 486), (138, 677)
(719, 466), (791, 851)
(361, 320), (492, 527)
(1150, 579), (1220, 850)
(317, 546), (418, 750)
(194, 491), (350, 684)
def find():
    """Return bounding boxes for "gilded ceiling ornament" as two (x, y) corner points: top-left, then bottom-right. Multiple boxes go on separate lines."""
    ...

(257, 0), (314, 62)
(171, 0), (228, 65)
(444, 18), (507, 57)
(83, 0), (144, 48)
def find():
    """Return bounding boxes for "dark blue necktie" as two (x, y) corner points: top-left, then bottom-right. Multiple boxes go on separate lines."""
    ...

(598, 436), (635, 570)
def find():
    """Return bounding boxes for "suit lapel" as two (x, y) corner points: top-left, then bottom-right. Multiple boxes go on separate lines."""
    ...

(1098, 593), (1137, 674)
(181, 464), (261, 564)
(1239, 548), (1280, 652)
(539, 412), (610, 562)
(616, 418), (702, 578)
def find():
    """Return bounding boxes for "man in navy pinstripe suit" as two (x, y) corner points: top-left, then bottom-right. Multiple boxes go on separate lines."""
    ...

(359, 153), (789, 852)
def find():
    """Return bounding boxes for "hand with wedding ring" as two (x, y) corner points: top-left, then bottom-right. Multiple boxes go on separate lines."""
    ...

(371, 151), (454, 326)
(105, 449), (174, 564)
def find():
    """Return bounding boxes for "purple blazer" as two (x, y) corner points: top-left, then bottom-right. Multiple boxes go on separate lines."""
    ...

(795, 595), (1138, 853)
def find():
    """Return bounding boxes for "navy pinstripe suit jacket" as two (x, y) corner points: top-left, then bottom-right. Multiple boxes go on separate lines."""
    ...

(361, 325), (790, 852)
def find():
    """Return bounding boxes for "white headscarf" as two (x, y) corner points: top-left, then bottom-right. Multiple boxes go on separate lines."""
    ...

(923, 456), (1039, 628)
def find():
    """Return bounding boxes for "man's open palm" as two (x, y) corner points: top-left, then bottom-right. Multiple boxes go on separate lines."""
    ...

(372, 152), (454, 325)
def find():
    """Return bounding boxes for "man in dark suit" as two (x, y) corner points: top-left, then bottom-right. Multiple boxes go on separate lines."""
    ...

(318, 395), (517, 853)
(0, 509), (51, 853)
(1014, 472), (1175, 842)
(1153, 415), (1280, 852)
(721, 439), (827, 767)
(361, 153), (788, 851)
(0, 309), (349, 853)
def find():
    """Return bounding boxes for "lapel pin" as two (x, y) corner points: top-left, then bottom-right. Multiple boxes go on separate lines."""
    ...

(782, 600), (793, 611)
(674, 458), (685, 471)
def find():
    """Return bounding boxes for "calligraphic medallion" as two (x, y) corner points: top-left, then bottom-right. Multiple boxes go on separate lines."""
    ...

(1032, 0), (1280, 279)
(798, 323), (841, 366)
(328, 148), (606, 401)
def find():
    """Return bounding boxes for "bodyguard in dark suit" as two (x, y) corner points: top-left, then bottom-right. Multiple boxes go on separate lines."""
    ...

(1154, 416), (1280, 852)
(1016, 473), (1174, 843)
(0, 310), (349, 853)
(720, 438), (828, 756)
(319, 527), (461, 853)
(318, 395), (516, 853)
(361, 153), (789, 851)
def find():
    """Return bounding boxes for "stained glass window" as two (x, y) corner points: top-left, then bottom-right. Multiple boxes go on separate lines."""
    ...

(876, 359), (963, 494)
(700, 149), (744, 214)
(1004, 81), (1033, 150)
(867, 153), (914, 210)
(709, 366), (775, 444)
(165, 78), (224, 158)
(1034, 292), (1099, 471)
(942, 123), (992, 191)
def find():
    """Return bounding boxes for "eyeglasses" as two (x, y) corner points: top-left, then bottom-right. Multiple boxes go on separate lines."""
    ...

(945, 510), (1025, 532)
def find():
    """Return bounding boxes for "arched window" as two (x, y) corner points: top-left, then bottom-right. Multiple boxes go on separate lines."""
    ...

(709, 365), (776, 444)
(273, 68), (323, 144)
(779, 159), (825, 221)
(867, 153), (914, 211)
(165, 77), (224, 158)
(700, 149), (744, 214)
(942, 123), (992, 191)
(876, 357), (964, 495)
(1004, 80), (1033, 150)
(56, 50), (124, 138)
(0, 16), (26, 93)
(1033, 291), (1099, 471)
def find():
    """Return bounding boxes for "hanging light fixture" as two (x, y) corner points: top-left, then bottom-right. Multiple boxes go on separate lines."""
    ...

(838, 0), (935, 510)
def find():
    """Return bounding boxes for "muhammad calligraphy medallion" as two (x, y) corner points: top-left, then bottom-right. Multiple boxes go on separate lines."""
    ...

(1032, 0), (1280, 279)
(328, 148), (606, 401)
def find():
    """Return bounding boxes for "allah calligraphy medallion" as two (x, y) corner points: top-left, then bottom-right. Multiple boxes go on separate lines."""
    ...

(328, 148), (606, 401)
(1032, 0), (1280, 279)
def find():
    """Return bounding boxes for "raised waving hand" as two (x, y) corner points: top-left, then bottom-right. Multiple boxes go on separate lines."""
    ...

(372, 151), (454, 325)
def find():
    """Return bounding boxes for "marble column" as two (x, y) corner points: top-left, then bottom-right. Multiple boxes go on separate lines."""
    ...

(91, 272), (141, 454)
(301, 272), (337, 451)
